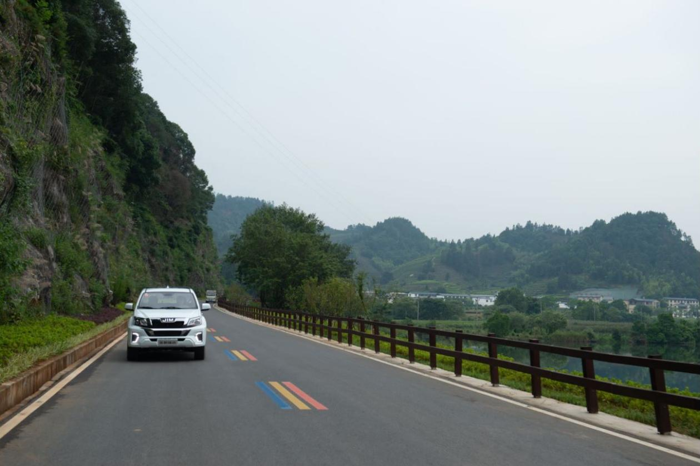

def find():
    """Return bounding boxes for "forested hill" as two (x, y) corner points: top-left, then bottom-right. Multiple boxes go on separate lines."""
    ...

(209, 195), (267, 255)
(318, 211), (700, 299)
(325, 218), (439, 282)
(207, 194), (699, 297)
(0, 0), (219, 321)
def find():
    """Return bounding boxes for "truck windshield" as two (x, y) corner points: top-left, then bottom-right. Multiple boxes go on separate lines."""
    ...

(137, 292), (197, 310)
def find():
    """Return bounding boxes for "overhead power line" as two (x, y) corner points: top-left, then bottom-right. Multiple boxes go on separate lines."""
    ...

(123, 0), (374, 227)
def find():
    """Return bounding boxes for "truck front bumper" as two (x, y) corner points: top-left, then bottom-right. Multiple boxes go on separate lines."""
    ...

(127, 324), (207, 349)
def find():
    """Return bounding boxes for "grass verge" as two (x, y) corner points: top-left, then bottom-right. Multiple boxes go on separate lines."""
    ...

(0, 312), (129, 384)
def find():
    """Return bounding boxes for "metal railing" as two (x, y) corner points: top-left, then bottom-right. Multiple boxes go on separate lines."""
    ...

(218, 300), (700, 435)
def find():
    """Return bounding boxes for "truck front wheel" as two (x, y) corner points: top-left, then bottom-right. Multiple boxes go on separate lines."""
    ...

(194, 347), (205, 361)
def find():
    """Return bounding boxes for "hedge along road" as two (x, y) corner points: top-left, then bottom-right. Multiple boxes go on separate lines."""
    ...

(0, 308), (697, 466)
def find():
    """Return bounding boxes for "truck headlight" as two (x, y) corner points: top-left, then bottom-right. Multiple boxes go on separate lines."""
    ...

(187, 316), (203, 327)
(134, 317), (149, 327)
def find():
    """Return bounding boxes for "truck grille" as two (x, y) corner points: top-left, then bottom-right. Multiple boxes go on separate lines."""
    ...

(150, 320), (185, 328)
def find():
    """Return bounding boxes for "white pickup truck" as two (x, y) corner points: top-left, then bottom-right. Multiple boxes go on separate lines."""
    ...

(126, 287), (208, 361)
(205, 289), (217, 303)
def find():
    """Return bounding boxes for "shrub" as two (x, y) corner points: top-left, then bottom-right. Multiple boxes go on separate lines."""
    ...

(24, 227), (49, 250)
(0, 315), (95, 365)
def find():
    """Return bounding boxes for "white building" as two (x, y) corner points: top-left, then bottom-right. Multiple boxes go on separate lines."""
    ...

(663, 297), (699, 309)
(470, 294), (496, 307)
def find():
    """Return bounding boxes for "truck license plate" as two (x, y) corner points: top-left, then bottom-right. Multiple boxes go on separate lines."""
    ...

(158, 339), (177, 345)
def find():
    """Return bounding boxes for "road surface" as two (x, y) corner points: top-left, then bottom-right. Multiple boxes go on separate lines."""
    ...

(0, 307), (696, 465)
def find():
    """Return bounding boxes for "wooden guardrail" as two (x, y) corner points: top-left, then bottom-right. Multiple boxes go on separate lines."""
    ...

(219, 300), (700, 435)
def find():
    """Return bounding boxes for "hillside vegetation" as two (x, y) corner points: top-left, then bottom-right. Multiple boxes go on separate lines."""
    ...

(211, 198), (699, 298)
(208, 194), (266, 256)
(0, 0), (219, 322)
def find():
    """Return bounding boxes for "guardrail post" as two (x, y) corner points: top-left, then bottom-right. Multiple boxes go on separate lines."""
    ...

(328, 317), (333, 341)
(319, 316), (324, 339)
(347, 319), (353, 347)
(408, 324), (415, 363)
(303, 314), (307, 334)
(581, 346), (599, 414)
(337, 318), (343, 343)
(529, 339), (542, 398)
(649, 355), (672, 434)
(390, 323), (397, 358)
(373, 322), (380, 354)
(359, 317), (366, 350)
(487, 333), (500, 386)
(311, 315), (316, 336)
(454, 330), (463, 377)
(429, 327), (437, 369)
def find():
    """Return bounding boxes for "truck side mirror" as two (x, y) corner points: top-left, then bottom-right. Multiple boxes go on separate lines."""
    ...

(125, 303), (133, 311)
(201, 303), (211, 311)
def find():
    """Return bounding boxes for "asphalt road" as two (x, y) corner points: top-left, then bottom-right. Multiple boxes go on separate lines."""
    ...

(0, 308), (696, 465)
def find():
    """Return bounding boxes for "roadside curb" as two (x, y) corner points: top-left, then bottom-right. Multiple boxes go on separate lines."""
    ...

(0, 320), (128, 422)
(216, 306), (700, 462)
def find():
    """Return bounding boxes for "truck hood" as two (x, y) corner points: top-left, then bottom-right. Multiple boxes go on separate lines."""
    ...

(134, 308), (201, 320)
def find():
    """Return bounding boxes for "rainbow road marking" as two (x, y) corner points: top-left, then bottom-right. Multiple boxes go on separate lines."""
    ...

(256, 382), (292, 410)
(256, 382), (327, 410)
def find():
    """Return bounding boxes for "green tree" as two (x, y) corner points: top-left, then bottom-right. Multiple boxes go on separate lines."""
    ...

(389, 298), (417, 320)
(531, 310), (567, 335)
(486, 311), (511, 337)
(287, 277), (363, 317)
(509, 312), (528, 333)
(226, 205), (355, 308)
(418, 299), (462, 320)
(224, 283), (252, 306)
(495, 288), (527, 312)
(634, 304), (653, 317)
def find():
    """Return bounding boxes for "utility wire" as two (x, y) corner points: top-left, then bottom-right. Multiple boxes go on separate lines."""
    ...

(129, 29), (360, 226)
(123, 0), (373, 226)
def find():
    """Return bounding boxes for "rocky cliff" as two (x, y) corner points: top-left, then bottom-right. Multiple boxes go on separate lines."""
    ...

(0, 0), (220, 322)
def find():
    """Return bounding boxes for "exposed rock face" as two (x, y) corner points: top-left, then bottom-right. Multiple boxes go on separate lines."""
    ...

(0, 1), (221, 321)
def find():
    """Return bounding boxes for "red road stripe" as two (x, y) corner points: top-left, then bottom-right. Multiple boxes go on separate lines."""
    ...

(209, 328), (216, 333)
(282, 382), (327, 410)
(241, 350), (257, 361)
(221, 336), (230, 342)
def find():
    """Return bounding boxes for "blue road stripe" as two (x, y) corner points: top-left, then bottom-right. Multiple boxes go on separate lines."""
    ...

(255, 382), (292, 410)
(225, 350), (238, 361)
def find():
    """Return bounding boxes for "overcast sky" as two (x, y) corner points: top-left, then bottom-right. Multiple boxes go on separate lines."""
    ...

(121, 0), (700, 244)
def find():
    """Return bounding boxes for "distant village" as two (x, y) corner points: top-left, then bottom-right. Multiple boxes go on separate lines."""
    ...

(389, 291), (700, 318)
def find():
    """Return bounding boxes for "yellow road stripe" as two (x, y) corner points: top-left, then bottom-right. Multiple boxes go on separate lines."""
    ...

(231, 350), (248, 361)
(214, 336), (223, 342)
(269, 382), (310, 410)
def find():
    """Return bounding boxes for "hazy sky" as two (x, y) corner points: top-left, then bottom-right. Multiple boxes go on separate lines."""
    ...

(122, 0), (700, 244)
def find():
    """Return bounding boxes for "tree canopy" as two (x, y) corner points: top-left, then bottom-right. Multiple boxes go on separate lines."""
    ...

(226, 205), (355, 307)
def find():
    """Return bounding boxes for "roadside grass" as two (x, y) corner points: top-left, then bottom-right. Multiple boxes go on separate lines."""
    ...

(310, 324), (700, 438)
(0, 312), (129, 384)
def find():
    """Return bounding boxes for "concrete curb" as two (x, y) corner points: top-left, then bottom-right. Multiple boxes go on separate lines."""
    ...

(217, 306), (700, 461)
(0, 320), (128, 420)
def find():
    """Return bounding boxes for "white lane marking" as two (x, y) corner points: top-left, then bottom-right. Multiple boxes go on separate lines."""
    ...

(217, 308), (700, 464)
(0, 333), (126, 440)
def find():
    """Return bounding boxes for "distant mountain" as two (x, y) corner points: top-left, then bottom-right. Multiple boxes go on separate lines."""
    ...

(208, 195), (267, 255)
(527, 212), (700, 297)
(328, 217), (435, 265)
(208, 201), (700, 298)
